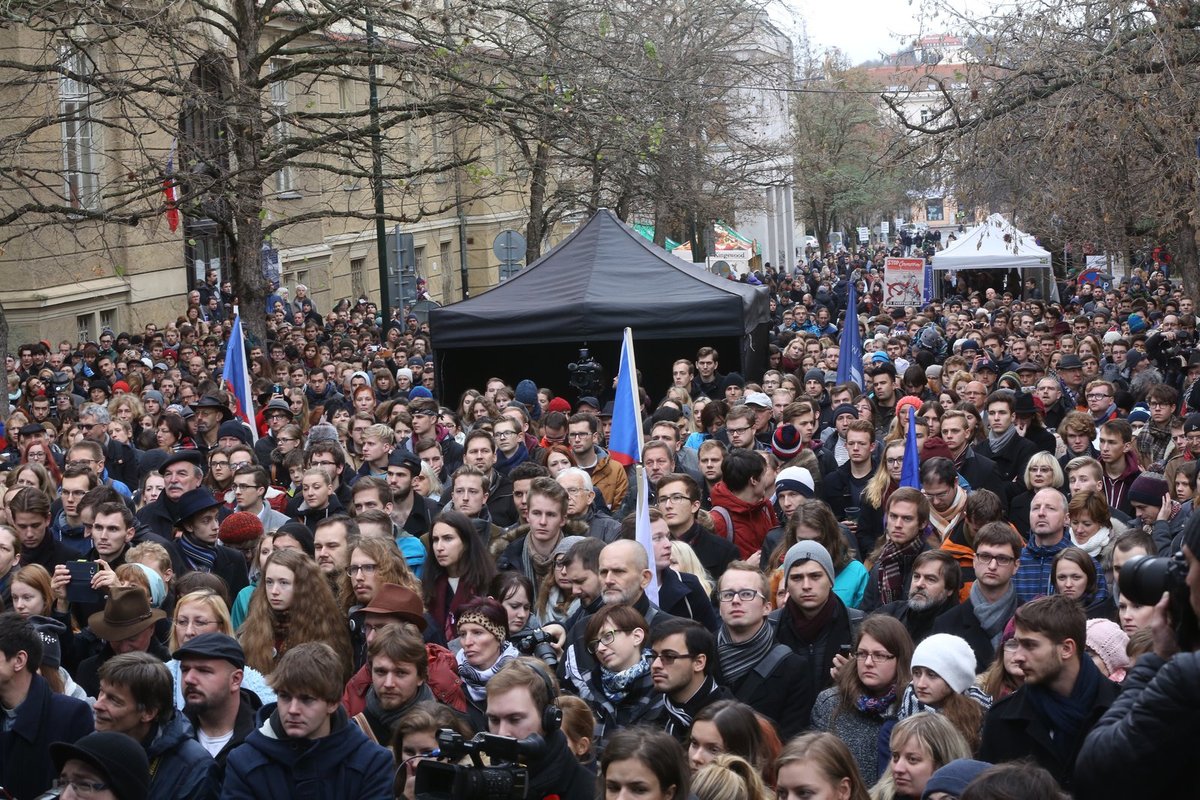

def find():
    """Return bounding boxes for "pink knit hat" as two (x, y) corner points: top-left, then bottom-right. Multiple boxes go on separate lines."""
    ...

(1086, 618), (1131, 682)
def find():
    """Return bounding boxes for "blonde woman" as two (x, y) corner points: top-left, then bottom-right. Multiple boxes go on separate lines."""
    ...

(669, 539), (714, 597)
(166, 589), (276, 709)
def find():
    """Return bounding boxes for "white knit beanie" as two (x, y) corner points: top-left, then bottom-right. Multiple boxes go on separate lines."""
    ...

(911, 634), (977, 694)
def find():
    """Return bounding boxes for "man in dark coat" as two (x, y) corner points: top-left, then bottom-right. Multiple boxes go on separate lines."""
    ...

(137, 450), (207, 539)
(714, 562), (811, 739)
(222, 643), (393, 799)
(973, 390), (1040, 493)
(167, 488), (249, 598)
(0, 613), (93, 799)
(650, 619), (732, 741)
(875, 551), (960, 646)
(175, 633), (262, 768)
(78, 402), (141, 489)
(770, 542), (863, 728)
(979, 595), (1118, 792)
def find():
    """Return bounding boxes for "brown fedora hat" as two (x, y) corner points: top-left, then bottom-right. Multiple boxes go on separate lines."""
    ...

(360, 583), (427, 632)
(88, 585), (166, 642)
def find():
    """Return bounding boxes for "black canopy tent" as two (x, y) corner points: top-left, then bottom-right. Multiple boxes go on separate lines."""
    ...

(430, 209), (771, 407)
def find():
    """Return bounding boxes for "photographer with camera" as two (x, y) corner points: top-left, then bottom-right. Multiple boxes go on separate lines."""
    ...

(1145, 313), (1194, 388)
(1076, 521), (1200, 799)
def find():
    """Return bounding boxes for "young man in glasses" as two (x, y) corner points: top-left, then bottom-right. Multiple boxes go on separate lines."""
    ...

(933, 522), (1024, 672)
(650, 618), (730, 741)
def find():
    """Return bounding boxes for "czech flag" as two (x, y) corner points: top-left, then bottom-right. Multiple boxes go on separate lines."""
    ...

(222, 312), (257, 442)
(836, 276), (863, 390)
(900, 405), (920, 489)
(608, 328), (658, 603)
(607, 328), (642, 467)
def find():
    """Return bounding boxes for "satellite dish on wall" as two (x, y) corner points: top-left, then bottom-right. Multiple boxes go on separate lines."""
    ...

(712, 260), (731, 277)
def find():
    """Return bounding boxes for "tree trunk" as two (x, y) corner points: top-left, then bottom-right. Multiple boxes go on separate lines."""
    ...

(525, 140), (550, 263)
(1177, 208), (1199, 300)
(0, 303), (8, 417)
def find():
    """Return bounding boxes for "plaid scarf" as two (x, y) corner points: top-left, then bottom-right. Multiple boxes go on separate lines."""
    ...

(600, 652), (652, 704)
(717, 620), (775, 686)
(875, 536), (926, 605)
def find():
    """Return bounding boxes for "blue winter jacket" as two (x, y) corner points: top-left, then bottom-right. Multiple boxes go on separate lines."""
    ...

(220, 704), (393, 800)
(145, 713), (220, 800)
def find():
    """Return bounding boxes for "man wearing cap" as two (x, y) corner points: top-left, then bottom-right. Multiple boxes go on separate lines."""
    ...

(819, 400), (861, 468)
(168, 488), (248, 597)
(137, 451), (205, 538)
(769, 541), (863, 726)
(1055, 353), (1087, 409)
(382, 449), (437, 539)
(0, 612), (94, 798)
(93, 652), (218, 800)
(251, 397), (290, 467)
(78, 402), (141, 491)
(50, 730), (151, 800)
(188, 395), (233, 456)
(75, 585), (170, 698)
(1125, 472), (1190, 556)
(743, 391), (778, 449)
(174, 633), (261, 767)
(656, 474), (738, 580)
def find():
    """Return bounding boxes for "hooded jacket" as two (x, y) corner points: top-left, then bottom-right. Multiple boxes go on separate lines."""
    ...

(220, 704), (393, 799)
(709, 481), (778, 559)
(1102, 452), (1142, 516)
(583, 445), (629, 511)
(144, 712), (220, 800)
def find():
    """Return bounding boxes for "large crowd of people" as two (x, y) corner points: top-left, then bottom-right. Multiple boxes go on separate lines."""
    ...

(0, 254), (1197, 800)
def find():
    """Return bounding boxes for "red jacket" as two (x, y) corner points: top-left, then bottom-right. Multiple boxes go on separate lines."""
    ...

(709, 481), (777, 559)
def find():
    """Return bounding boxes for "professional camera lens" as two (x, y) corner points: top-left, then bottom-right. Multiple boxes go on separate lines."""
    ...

(1118, 554), (1183, 607)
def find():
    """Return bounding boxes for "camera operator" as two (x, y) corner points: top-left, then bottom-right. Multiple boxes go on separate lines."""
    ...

(483, 659), (592, 800)
(1145, 313), (1193, 388)
(1075, 521), (1200, 798)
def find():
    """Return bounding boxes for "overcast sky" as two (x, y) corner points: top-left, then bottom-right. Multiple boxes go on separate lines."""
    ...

(779, 0), (996, 64)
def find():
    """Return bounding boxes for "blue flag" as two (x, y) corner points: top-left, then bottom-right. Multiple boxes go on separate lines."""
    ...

(836, 278), (863, 390)
(900, 406), (920, 488)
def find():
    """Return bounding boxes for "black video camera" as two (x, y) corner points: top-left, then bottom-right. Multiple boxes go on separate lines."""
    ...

(567, 348), (605, 395)
(1120, 552), (1199, 649)
(414, 729), (545, 800)
(510, 629), (558, 668)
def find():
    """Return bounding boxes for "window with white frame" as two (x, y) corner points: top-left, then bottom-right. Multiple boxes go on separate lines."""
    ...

(270, 60), (295, 195)
(60, 45), (101, 209)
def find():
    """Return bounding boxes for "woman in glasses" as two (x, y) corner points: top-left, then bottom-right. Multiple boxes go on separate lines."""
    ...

(239, 548), (352, 682)
(856, 440), (907, 558)
(422, 510), (497, 645)
(810, 615), (914, 782)
(166, 589), (274, 710)
(575, 603), (661, 751)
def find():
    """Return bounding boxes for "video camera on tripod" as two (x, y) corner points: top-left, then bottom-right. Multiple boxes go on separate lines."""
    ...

(414, 728), (546, 800)
(567, 347), (605, 396)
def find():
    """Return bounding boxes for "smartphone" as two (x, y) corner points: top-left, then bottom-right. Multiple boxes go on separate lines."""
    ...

(65, 561), (102, 604)
(839, 644), (853, 656)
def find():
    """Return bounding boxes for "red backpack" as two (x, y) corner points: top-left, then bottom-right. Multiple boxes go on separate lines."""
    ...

(426, 643), (467, 712)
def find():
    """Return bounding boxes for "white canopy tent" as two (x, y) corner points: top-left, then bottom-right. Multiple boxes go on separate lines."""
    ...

(931, 213), (1051, 271)
(931, 213), (1056, 300)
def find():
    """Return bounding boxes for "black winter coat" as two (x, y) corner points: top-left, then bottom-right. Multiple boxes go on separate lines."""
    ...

(0, 673), (93, 800)
(656, 567), (718, 631)
(931, 598), (998, 674)
(1075, 651), (1200, 800)
(770, 598), (863, 727)
(979, 678), (1119, 791)
(725, 633), (814, 740)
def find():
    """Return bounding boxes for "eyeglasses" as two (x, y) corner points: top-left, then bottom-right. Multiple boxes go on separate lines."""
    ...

(1086, 393), (1112, 400)
(232, 482), (259, 492)
(885, 457), (905, 466)
(974, 553), (1016, 567)
(563, 486), (590, 496)
(717, 589), (766, 603)
(54, 777), (109, 796)
(726, 426), (752, 435)
(922, 486), (952, 501)
(174, 617), (216, 630)
(567, 431), (592, 439)
(656, 493), (692, 506)
(586, 629), (628, 653)
(852, 650), (896, 663)
(494, 431), (518, 439)
(346, 564), (379, 576)
(649, 650), (695, 666)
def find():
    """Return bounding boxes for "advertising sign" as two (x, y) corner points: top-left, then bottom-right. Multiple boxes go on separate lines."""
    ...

(884, 257), (926, 307)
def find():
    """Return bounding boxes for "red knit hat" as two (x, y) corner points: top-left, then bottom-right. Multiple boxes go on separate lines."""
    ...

(218, 511), (264, 545)
(547, 397), (572, 414)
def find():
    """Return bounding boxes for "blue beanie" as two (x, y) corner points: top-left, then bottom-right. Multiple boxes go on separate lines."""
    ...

(1128, 404), (1150, 424)
(921, 759), (992, 800)
(409, 386), (433, 399)
(515, 379), (538, 405)
(1128, 313), (1147, 333)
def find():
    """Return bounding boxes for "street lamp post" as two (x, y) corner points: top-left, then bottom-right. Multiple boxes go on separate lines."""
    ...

(366, 9), (391, 318)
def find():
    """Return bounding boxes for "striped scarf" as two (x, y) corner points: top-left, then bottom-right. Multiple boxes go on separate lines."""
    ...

(716, 620), (775, 686)
(875, 536), (926, 605)
(178, 534), (217, 573)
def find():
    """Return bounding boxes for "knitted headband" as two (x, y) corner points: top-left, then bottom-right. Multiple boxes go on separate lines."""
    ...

(458, 611), (506, 644)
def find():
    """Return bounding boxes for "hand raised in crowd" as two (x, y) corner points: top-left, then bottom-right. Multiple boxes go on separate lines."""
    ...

(1150, 591), (1180, 660)
(50, 564), (71, 613)
(91, 559), (117, 592)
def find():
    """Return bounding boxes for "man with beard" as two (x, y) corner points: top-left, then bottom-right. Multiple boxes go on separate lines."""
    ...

(650, 618), (731, 741)
(190, 395), (234, 455)
(875, 551), (961, 645)
(350, 622), (436, 744)
(176, 634), (261, 767)
(384, 449), (437, 538)
(979, 595), (1118, 791)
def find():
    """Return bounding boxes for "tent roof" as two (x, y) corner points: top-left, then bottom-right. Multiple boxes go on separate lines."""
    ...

(429, 208), (769, 349)
(931, 213), (1052, 271)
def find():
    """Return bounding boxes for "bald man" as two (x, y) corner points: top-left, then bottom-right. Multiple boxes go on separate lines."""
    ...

(558, 538), (678, 691)
(1015, 487), (1106, 603)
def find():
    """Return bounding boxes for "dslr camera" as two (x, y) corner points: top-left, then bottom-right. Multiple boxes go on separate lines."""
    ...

(414, 729), (545, 800)
(1120, 552), (1198, 649)
(510, 629), (558, 669)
